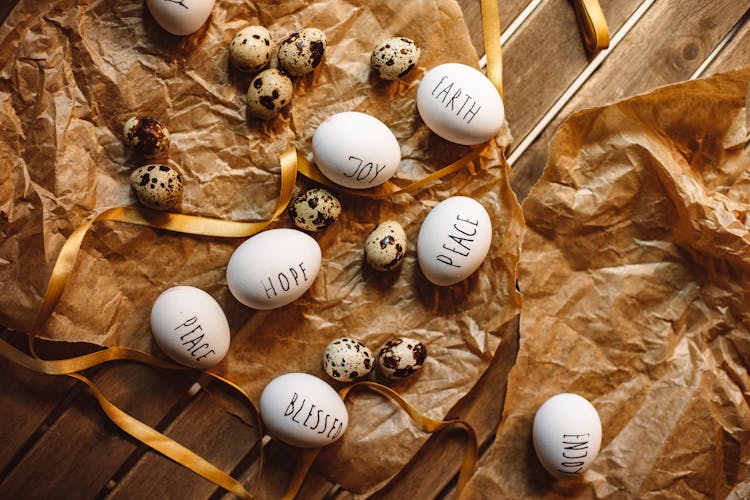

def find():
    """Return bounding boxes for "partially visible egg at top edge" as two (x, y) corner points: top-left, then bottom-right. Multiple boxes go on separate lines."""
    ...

(146, 0), (215, 36)
(416, 63), (504, 145)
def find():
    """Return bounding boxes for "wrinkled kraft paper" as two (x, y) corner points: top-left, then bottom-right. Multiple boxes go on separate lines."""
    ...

(463, 69), (750, 499)
(0, 0), (523, 494)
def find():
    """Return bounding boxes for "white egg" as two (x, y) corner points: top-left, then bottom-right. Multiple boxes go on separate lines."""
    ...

(312, 112), (401, 189)
(260, 372), (349, 448)
(150, 286), (230, 368)
(416, 63), (505, 145)
(226, 228), (321, 310)
(533, 393), (602, 479)
(416, 196), (492, 286)
(146, 0), (215, 36)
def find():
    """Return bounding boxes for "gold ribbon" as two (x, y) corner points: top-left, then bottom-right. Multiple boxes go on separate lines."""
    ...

(481, 0), (503, 97)
(573, 0), (610, 54)
(281, 381), (479, 500)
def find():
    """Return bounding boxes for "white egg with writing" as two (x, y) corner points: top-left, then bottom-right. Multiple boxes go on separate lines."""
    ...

(417, 196), (492, 286)
(146, 0), (215, 36)
(226, 228), (321, 310)
(260, 372), (348, 448)
(416, 63), (504, 145)
(150, 286), (230, 368)
(533, 393), (602, 479)
(312, 112), (401, 189)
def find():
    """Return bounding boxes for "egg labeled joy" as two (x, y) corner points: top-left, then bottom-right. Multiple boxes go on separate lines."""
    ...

(260, 373), (349, 448)
(417, 196), (492, 286)
(226, 228), (322, 310)
(417, 63), (505, 145)
(312, 112), (401, 189)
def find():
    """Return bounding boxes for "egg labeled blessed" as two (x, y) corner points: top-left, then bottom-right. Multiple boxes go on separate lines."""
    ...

(312, 112), (401, 189)
(226, 228), (321, 310)
(417, 196), (492, 286)
(416, 63), (504, 145)
(150, 286), (230, 368)
(260, 372), (348, 448)
(533, 393), (602, 479)
(146, 0), (215, 36)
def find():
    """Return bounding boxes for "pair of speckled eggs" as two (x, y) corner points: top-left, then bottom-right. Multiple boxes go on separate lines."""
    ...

(323, 337), (428, 383)
(229, 26), (327, 120)
(289, 187), (407, 272)
(123, 116), (184, 211)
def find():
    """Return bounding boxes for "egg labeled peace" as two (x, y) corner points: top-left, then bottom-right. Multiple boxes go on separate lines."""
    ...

(312, 112), (401, 189)
(416, 63), (504, 145)
(226, 228), (321, 310)
(417, 196), (492, 286)
(146, 0), (215, 36)
(260, 372), (348, 448)
(150, 286), (230, 368)
(533, 393), (602, 479)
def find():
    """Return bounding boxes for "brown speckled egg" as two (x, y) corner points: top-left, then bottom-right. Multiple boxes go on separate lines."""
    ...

(377, 337), (427, 379)
(277, 28), (327, 77)
(323, 338), (374, 382)
(124, 116), (170, 158)
(229, 25), (272, 72)
(130, 164), (183, 211)
(365, 220), (407, 271)
(371, 37), (420, 80)
(289, 188), (342, 232)
(246, 68), (293, 120)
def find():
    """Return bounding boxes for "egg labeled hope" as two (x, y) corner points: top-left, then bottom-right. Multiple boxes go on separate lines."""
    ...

(260, 372), (348, 448)
(417, 196), (492, 286)
(416, 63), (504, 145)
(150, 286), (230, 368)
(226, 228), (321, 310)
(146, 0), (215, 36)
(533, 393), (602, 479)
(312, 112), (401, 189)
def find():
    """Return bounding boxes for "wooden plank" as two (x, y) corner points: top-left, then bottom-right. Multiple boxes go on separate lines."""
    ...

(462, 0), (534, 57)
(705, 12), (750, 76)
(510, 0), (750, 201)
(0, 0), (19, 24)
(106, 384), (259, 499)
(0, 362), (197, 498)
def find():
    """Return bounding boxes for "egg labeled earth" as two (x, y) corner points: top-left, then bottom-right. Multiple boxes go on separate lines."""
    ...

(416, 63), (504, 145)
(417, 196), (492, 286)
(323, 338), (374, 382)
(150, 286), (230, 368)
(260, 372), (348, 448)
(146, 0), (215, 36)
(226, 228), (321, 310)
(312, 112), (401, 189)
(533, 393), (602, 479)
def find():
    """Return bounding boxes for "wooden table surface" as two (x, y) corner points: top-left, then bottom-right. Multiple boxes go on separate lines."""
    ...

(2, 1), (749, 498)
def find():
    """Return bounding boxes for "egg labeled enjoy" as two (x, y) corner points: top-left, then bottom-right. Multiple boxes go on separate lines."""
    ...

(150, 286), (230, 368)
(260, 372), (348, 448)
(226, 228), (321, 310)
(416, 63), (504, 145)
(417, 196), (492, 286)
(146, 0), (215, 36)
(533, 393), (602, 479)
(312, 112), (401, 189)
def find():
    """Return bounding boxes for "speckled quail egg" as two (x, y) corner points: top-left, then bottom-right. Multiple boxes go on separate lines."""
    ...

(130, 164), (183, 211)
(246, 68), (293, 120)
(365, 220), (407, 271)
(229, 25), (272, 72)
(289, 188), (342, 232)
(371, 37), (420, 80)
(377, 337), (427, 379)
(124, 116), (170, 158)
(277, 28), (327, 77)
(323, 338), (374, 382)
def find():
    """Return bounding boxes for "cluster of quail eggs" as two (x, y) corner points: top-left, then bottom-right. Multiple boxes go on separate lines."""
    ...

(322, 336), (427, 383)
(123, 116), (184, 211)
(228, 25), (328, 120)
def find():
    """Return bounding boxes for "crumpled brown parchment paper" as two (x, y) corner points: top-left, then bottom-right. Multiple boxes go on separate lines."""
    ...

(462, 68), (750, 499)
(0, 0), (523, 494)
